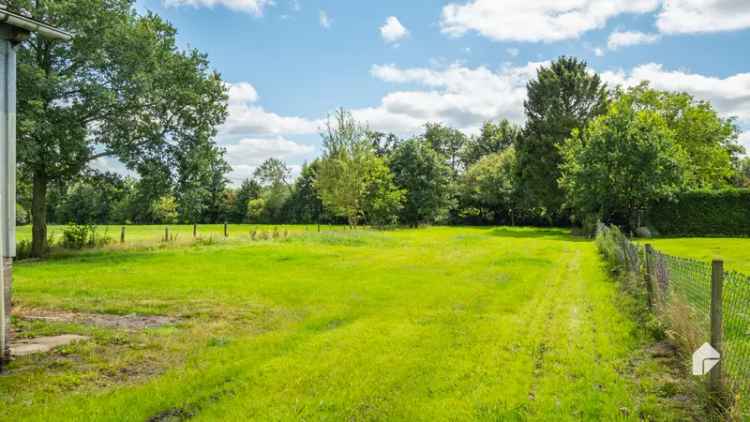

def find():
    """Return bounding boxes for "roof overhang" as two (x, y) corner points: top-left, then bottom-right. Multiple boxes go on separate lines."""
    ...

(0, 5), (71, 42)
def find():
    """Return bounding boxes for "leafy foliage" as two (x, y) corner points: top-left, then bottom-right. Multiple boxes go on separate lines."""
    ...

(423, 122), (467, 176)
(316, 110), (404, 226)
(559, 93), (687, 229)
(150, 196), (179, 225)
(647, 189), (750, 236)
(517, 56), (609, 218)
(461, 120), (520, 168)
(460, 148), (519, 224)
(61, 224), (112, 250)
(12, 0), (227, 255)
(620, 83), (740, 188)
(389, 138), (452, 226)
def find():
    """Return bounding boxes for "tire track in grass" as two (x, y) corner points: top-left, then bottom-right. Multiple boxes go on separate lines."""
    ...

(529, 244), (637, 420)
(522, 244), (574, 410)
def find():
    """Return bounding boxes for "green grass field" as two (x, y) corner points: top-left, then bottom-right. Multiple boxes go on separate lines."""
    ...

(15, 224), (322, 245)
(642, 237), (750, 274)
(1, 227), (696, 420)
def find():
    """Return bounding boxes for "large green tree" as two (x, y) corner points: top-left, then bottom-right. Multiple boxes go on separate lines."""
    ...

(559, 94), (688, 229)
(621, 83), (741, 188)
(517, 56), (608, 220)
(230, 178), (262, 223)
(175, 143), (230, 224)
(461, 120), (520, 167)
(461, 148), (519, 225)
(389, 138), (451, 227)
(13, 0), (227, 256)
(422, 123), (467, 176)
(252, 158), (292, 223)
(286, 160), (324, 224)
(54, 172), (130, 225)
(316, 110), (403, 226)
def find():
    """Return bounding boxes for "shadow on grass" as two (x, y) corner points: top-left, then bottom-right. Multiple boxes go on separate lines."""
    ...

(487, 227), (589, 242)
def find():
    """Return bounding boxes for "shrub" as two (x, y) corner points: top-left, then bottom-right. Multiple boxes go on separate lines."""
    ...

(647, 189), (750, 236)
(61, 224), (112, 250)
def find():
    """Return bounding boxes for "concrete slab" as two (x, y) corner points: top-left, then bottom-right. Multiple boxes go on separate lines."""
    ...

(10, 334), (89, 357)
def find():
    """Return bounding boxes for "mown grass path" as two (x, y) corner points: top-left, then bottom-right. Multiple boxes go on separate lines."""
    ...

(2, 227), (687, 420)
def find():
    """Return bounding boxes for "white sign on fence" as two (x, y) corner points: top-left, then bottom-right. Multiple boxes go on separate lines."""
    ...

(692, 342), (720, 376)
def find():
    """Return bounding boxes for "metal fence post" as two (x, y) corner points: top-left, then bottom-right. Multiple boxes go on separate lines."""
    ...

(120, 226), (125, 243)
(644, 244), (654, 309)
(710, 259), (725, 402)
(224, 222), (228, 238)
(164, 226), (169, 242)
(193, 223), (197, 238)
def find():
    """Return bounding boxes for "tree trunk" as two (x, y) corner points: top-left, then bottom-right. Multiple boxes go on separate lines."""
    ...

(31, 171), (48, 258)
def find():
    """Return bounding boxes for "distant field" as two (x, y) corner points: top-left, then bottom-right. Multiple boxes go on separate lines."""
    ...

(641, 237), (750, 274)
(15, 224), (325, 245)
(2, 227), (692, 420)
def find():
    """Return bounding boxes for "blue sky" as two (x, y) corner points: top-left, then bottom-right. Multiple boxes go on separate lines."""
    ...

(134, 0), (750, 183)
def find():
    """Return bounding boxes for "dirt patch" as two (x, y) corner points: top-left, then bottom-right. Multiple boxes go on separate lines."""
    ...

(147, 408), (195, 422)
(14, 307), (178, 330)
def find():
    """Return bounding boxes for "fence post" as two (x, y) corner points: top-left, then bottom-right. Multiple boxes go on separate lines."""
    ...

(164, 226), (169, 242)
(644, 244), (654, 309)
(710, 259), (725, 404)
(224, 222), (228, 238)
(120, 226), (125, 244)
(193, 224), (197, 238)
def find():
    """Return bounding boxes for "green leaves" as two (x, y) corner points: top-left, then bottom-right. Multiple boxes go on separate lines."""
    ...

(517, 56), (609, 219)
(559, 93), (688, 228)
(389, 138), (451, 226)
(317, 110), (403, 227)
(12, 0), (228, 253)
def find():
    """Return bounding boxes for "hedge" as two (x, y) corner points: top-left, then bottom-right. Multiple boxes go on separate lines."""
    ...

(647, 189), (750, 236)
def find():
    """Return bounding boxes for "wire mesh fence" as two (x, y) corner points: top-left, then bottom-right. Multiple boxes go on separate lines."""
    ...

(596, 223), (750, 416)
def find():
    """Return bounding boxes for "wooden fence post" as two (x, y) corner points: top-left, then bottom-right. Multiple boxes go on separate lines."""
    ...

(120, 226), (126, 244)
(164, 226), (169, 242)
(224, 222), (228, 238)
(644, 244), (654, 309)
(710, 259), (725, 403)
(193, 224), (197, 238)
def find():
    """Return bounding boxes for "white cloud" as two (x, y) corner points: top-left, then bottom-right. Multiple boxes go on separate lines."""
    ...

(352, 62), (547, 135)
(739, 131), (750, 152)
(657, 0), (750, 34)
(224, 138), (314, 183)
(594, 47), (605, 57)
(601, 64), (750, 122)
(506, 48), (520, 57)
(227, 82), (259, 104)
(440, 0), (660, 42)
(163, 0), (273, 15)
(380, 16), (410, 43)
(607, 30), (660, 50)
(319, 10), (332, 28)
(220, 82), (321, 137)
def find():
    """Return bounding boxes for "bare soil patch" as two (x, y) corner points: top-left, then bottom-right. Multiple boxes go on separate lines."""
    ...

(14, 307), (178, 330)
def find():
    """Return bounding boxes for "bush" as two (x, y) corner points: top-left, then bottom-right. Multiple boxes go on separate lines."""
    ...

(61, 224), (113, 250)
(647, 189), (750, 236)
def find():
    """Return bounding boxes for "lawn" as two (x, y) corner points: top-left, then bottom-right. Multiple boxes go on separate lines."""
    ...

(642, 237), (750, 274)
(2, 227), (691, 421)
(15, 223), (322, 245)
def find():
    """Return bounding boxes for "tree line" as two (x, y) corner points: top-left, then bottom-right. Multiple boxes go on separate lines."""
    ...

(11, 1), (748, 257)
(25, 58), (748, 234)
